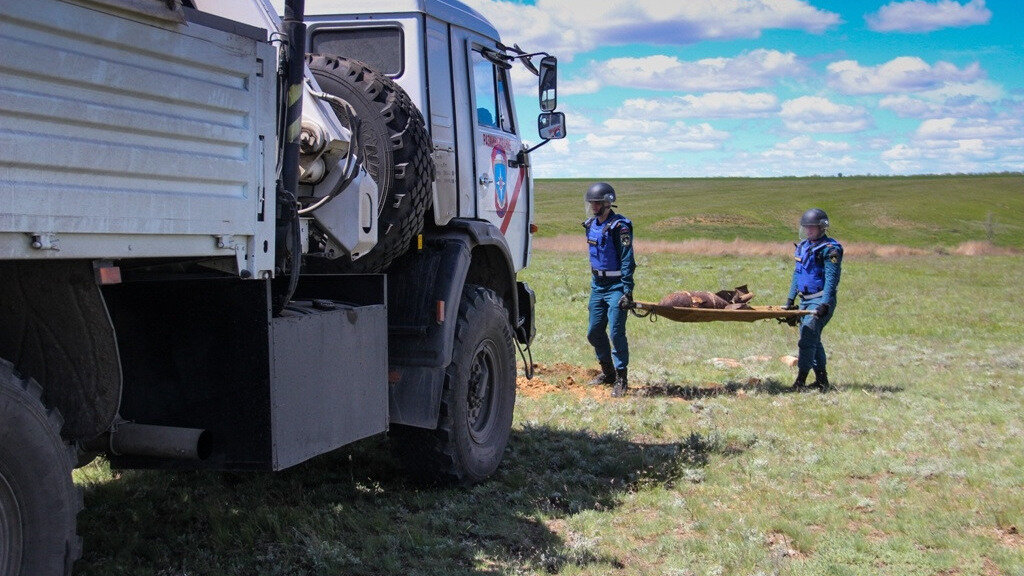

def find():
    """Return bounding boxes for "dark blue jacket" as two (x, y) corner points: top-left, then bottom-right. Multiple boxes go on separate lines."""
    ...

(584, 212), (635, 293)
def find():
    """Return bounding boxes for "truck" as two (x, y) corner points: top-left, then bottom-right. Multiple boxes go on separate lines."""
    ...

(0, 0), (566, 573)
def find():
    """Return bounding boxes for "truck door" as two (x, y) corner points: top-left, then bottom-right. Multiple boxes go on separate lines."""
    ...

(465, 44), (530, 271)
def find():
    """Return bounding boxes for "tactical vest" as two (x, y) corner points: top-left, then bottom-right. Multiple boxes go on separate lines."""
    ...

(793, 237), (842, 295)
(585, 213), (630, 271)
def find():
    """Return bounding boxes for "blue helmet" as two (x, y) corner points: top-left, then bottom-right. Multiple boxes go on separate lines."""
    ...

(585, 182), (616, 204)
(800, 208), (829, 229)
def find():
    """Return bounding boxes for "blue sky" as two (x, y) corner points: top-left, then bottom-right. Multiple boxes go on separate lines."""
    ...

(466, 0), (1024, 177)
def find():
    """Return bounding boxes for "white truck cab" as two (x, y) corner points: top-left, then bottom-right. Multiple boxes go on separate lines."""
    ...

(303, 0), (542, 269)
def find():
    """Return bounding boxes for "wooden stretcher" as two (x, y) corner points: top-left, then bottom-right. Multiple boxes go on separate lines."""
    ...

(632, 301), (813, 323)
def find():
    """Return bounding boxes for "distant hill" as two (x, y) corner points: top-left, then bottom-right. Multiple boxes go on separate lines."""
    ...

(533, 174), (1024, 248)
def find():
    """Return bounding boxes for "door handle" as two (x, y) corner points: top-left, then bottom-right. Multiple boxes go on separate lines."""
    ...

(478, 173), (492, 187)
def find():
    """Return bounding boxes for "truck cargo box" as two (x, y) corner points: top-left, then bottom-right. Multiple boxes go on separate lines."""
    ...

(0, 1), (276, 278)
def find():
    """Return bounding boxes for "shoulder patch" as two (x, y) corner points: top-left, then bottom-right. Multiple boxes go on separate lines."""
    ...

(620, 230), (632, 247)
(829, 253), (840, 264)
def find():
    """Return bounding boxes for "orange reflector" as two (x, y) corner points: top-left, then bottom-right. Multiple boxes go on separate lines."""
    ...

(96, 266), (122, 285)
(436, 300), (445, 324)
(388, 369), (401, 383)
(529, 223), (538, 234)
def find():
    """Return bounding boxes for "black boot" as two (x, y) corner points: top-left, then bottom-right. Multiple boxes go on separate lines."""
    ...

(811, 369), (830, 392)
(612, 368), (628, 397)
(587, 360), (616, 386)
(793, 369), (810, 390)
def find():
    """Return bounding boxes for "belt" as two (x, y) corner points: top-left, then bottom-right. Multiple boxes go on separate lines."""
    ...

(592, 269), (622, 278)
(799, 290), (823, 300)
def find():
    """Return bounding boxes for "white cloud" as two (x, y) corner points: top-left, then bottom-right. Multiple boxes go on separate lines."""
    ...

(879, 94), (992, 118)
(582, 117), (730, 152)
(529, 110), (732, 177)
(881, 116), (1024, 173)
(827, 57), (983, 95)
(866, 0), (991, 33)
(573, 50), (804, 93)
(780, 96), (871, 133)
(619, 93), (780, 119)
(917, 80), (1004, 102)
(463, 0), (839, 60)
(773, 136), (851, 152)
(915, 117), (1020, 141)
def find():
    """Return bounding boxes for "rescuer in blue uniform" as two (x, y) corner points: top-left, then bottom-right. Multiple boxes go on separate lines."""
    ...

(785, 208), (843, 391)
(583, 182), (636, 397)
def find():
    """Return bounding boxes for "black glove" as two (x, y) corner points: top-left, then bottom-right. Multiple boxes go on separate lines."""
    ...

(783, 298), (797, 310)
(618, 292), (634, 310)
(814, 303), (830, 318)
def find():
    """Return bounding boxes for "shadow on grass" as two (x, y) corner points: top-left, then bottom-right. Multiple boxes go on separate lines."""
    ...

(636, 377), (789, 399)
(838, 382), (905, 394)
(74, 426), (732, 576)
(634, 379), (904, 399)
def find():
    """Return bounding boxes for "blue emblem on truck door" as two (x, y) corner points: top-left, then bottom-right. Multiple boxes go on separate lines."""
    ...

(492, 146), (508, 217)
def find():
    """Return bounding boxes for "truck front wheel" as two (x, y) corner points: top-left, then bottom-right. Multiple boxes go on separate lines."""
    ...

(0, 360), (81, 576)
(393, 285), (516, 485)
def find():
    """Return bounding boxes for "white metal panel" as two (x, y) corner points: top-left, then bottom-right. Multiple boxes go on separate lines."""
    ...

(305, 14), (427, 112)
(449, 28), (477, 219)
(0, 0), (276, 277)
(425, 16), (457, 225)
(300, 0), (499, 41)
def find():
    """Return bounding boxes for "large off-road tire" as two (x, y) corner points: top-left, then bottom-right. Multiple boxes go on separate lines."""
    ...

(0, 360), (82, 576)
(306, 54), (434, 273)
(392, 285), (517, 485)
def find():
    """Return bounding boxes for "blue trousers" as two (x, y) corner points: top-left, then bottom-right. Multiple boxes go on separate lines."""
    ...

(588, 279), (628, 370)
(797, 297), (835, 373)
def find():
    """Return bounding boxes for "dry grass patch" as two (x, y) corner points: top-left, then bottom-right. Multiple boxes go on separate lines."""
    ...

(531, 235), (1022, 258)
(651, 214), (761, 231)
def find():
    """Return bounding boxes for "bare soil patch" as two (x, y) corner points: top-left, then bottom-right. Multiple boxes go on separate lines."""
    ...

(766, 531), (807, 560)
(518, 363), (778, 401)
(517, 363), (616, 400)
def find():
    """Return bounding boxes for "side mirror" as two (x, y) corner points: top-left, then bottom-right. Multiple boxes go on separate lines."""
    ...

(538, 112), (566, 140)
(538, 55), (557, 112)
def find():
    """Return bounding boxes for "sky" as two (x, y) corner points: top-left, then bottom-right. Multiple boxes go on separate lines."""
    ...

(464, 0), (1024, 178)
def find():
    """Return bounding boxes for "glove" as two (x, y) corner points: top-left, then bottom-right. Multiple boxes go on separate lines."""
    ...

(783, 298), (797, 310)
(618, 292), (634, 310)
(814, 303), (830, 318)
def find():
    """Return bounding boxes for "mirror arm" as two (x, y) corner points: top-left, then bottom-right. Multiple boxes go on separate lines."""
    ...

(524, 139), (551, 155)
(496, 42), (546, 76)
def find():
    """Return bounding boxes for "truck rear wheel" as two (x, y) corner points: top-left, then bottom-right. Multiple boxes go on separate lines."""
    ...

(0, 360), (81, 576)
(393, 285), (516, 485)
(306, 54), (434, 273)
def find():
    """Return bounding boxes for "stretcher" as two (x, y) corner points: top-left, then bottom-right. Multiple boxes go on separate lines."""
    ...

(631, 301), (813, 323)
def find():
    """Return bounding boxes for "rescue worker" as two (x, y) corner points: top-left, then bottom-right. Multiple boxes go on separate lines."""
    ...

(784, 208), (843, 391)
(583, 182), (636, 397)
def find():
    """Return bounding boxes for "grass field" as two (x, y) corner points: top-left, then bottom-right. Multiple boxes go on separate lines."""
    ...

(71, 176), (1024, 575)
(533, 175), (1024, 249)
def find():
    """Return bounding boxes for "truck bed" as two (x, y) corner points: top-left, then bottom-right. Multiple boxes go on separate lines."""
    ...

(0, 1), (276, 277)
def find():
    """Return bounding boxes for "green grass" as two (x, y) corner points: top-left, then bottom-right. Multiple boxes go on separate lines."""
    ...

(533, 175), (1024, 248)
(73, 251), (1024, 575)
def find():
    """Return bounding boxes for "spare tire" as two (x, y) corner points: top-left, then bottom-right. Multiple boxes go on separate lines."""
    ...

(306, 54), (434, 273)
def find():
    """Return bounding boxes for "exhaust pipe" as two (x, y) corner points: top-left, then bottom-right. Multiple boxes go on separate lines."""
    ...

(84, 423), (212, 461)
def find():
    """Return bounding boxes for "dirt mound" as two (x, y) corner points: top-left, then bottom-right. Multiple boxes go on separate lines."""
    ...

(517, 363), (619, 400)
